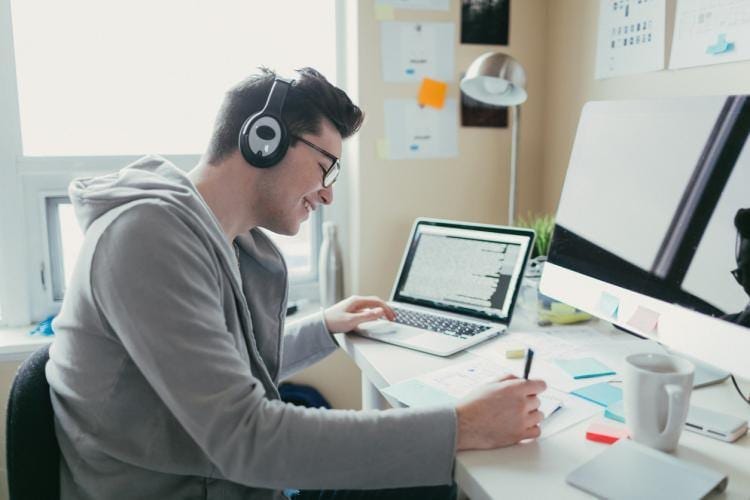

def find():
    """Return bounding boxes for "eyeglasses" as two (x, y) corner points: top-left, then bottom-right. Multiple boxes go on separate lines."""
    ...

(293, 135), (340, 188)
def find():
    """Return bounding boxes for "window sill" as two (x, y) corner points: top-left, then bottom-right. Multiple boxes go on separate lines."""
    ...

(0, 326), (53, 362)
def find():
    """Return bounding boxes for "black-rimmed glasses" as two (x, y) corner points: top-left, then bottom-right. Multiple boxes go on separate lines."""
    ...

(293, 135), (340, 188)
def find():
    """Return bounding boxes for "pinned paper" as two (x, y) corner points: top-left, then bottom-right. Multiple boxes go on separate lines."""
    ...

(626, 305), (659, 335)
(374, 4), (395, 20)
(571, 382), (623, 408)
(706, 33), (735, 55)
(597, 292), (620, 320)
(376, 139), (390, 159)
(417, 78), (448, 109)
(554, 357), (616, 380)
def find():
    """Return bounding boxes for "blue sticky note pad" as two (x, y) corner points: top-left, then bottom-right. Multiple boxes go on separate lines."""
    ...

(571, 382), (622, 407)
(604, 400), (625, 423)
(382, 379), (456, 408)
(597, 292), (620, 320)
(554, 357), (616, 379)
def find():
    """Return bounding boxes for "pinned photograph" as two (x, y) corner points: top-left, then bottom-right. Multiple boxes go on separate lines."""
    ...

(461, 0), (510, 45)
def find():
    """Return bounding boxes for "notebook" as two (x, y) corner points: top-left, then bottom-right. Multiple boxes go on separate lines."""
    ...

(355, 218), (534, 356)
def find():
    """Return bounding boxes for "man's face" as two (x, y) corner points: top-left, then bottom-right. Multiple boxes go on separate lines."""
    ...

(738, 237), (750, 296)
(255, 120), (342, 236)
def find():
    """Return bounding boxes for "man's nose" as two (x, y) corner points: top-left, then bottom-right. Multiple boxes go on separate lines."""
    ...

(318, 185), (334, 205)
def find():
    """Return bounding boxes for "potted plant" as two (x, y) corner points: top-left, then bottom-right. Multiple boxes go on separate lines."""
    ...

(516, 214), (592, 325)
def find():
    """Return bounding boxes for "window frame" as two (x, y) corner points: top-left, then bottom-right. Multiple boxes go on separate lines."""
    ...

(0, 0), (352, 326)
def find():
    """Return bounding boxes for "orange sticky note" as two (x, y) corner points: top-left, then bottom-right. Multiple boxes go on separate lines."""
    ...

(417, 78), (448, 109)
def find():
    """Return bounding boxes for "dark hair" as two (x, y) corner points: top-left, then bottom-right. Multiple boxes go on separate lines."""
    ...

(204, 67), (364, 165)
(736, 208), (750, 239)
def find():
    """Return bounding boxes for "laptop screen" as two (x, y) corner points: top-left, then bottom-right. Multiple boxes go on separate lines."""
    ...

(392, 220), (534, 322)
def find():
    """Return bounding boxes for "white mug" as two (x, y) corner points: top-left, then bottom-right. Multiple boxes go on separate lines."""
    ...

(624, 353), (695, 452)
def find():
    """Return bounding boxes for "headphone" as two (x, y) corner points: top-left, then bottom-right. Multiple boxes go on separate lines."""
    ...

(238, 77), (294, 168)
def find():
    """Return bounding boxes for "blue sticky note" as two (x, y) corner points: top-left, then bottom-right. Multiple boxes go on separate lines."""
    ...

(604, 400), (625, 423)
(382, 379), (456, 408)
(571, 382), (622, 407)
(597, 292), (620, 320)
(554, 357), (616, 379)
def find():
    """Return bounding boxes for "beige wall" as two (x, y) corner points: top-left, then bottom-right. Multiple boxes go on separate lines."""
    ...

(542, 0), (750, 213)
(292, 0), (550, 410)
(353, 0), (549, 301)
(297, 0), (750, 410)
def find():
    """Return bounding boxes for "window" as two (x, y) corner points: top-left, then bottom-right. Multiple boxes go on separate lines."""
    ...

(0, 0), (346, 324)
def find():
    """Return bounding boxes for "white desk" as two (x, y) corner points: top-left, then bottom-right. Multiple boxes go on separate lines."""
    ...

(335, 317), (750, 499)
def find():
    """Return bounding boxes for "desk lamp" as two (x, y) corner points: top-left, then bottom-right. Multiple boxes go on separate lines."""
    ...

(460, 52), (527, 225)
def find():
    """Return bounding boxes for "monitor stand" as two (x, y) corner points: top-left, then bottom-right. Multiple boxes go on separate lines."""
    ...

(663, 348), (730, 388)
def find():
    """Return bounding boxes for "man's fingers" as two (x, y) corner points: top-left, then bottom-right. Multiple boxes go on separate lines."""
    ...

(522, 424), (542, 440)
(520, 379), (547, 396)
(527, 410), (544, 427)
(348, 299), (396, 320)
(525, 395), (541, 412)
(353, 307), (385, 321)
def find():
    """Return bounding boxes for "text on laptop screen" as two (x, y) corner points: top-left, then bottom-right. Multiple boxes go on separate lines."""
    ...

(393, 224), (531, 321)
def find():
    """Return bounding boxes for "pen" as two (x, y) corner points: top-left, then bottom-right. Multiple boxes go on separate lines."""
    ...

(523, 348), (534, 380)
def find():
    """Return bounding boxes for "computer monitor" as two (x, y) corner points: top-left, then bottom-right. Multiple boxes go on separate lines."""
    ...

(540, 95), (750, 380)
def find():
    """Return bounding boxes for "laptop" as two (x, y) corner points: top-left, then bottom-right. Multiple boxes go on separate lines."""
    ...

(356, 218), (535, 356)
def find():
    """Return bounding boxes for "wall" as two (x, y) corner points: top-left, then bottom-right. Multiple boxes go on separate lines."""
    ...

(291, 0), (550, 410)
(542, 0), (750, 214)
(353, 0), (549, 302)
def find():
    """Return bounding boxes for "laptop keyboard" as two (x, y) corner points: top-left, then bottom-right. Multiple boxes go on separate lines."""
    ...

(392, 307), (492, 339)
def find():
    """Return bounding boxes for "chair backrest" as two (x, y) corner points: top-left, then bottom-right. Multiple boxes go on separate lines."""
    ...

(6, 344), (60, 500)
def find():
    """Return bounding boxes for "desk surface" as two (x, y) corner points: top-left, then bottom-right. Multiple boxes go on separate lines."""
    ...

(335, 317), (750, 500)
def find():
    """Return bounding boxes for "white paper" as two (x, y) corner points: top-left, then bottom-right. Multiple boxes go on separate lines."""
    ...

(539, 388), (601, 440)
(670, 0), (750, 69)
(382, 358), (597, 440)
(376, 0), (450, 11)
(380, 22), (455, 82)
(595, 0), (666, 79)
(467, 331), (621, 392)
(383, 98), (458, 159)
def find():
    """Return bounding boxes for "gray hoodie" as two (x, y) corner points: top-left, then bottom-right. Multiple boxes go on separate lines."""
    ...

(46, 156), (456, 500)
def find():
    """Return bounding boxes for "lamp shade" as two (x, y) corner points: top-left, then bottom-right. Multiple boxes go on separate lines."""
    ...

(460, 52), (527, 106)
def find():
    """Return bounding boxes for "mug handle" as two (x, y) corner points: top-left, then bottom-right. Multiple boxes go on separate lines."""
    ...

(661, 384), (685, 436)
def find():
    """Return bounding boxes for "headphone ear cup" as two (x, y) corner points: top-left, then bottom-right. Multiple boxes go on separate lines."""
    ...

(239, 113), (289, 168)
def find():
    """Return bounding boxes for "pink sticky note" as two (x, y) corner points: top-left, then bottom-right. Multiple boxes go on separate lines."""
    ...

(626, 305), (659, 334)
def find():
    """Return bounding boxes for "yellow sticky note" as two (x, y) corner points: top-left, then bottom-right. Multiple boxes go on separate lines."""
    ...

(376, 139), (390, 159)
(417, 78), (448, 109)
(505, 347), (526, 359)
(374, 4), (395, 20)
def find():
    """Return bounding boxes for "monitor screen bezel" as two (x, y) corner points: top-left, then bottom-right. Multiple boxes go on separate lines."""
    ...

(540, 95), (750, 379)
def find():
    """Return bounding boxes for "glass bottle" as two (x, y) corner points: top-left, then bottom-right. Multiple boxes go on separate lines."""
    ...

(318, 222), (344, 307)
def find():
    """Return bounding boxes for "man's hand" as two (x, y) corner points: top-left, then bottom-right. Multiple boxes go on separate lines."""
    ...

(323, 295), (397, 333)
(455, 375), (547, 451)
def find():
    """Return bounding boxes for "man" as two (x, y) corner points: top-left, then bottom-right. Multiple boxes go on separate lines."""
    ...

(725, 208), (750, 327)
(47, 67), (546, 500)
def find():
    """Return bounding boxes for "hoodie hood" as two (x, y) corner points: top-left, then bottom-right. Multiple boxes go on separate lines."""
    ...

(70, 155), (206, 232)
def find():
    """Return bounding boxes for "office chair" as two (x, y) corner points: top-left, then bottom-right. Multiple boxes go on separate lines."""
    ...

(6, 343), (60, 500)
